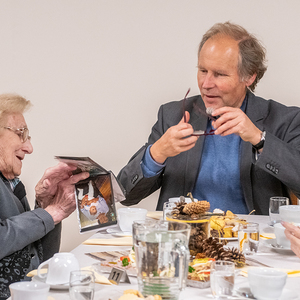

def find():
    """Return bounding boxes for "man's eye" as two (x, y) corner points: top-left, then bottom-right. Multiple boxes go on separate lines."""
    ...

(215, 72), (226, 77)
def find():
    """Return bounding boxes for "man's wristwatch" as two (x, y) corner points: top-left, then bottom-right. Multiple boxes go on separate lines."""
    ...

(253, 131), (266, 150)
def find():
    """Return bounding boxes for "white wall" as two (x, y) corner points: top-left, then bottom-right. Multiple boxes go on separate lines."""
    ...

(1, 0), (300, 251)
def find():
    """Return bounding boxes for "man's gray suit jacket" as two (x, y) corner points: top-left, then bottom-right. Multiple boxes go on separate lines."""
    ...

(118, 91), (300, 215)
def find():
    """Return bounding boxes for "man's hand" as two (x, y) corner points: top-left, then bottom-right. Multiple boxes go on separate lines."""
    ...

(211, 107), (262, 145)
(45, 171), (89, 225)
(150, 112), (198, 164)
(282, 221), (300, 258)
(35, 163), (78, 208)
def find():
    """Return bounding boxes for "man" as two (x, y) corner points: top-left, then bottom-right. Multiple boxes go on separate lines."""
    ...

(0, 93), (88, 299)
(118, 22), (300, 214)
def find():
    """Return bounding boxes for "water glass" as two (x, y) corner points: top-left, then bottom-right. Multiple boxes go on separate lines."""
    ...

(69, 270), (95, 300)
(269, 196), (289, 225)
(238, 222), (259, 255)
(163, 202), (176, 220)
(133, 220), (191, 300)
(210, 261), (235, 299)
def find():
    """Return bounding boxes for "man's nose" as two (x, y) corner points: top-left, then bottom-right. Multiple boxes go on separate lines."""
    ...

(22, 139), (33, 154)
(202, 73), (215, 89)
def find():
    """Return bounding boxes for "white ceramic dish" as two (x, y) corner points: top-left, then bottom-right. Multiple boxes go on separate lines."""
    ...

(279, 205), (300, 223)
(235, 286), (298, 300)
(265, 239), (295, 254)
(32, 275), (69, 290)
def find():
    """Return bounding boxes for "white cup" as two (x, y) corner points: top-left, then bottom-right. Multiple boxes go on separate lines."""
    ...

(117, 207), (147, 233)
(274, 223), (291, 248)
(279, 205), (300, 223)
(248, 267), (287, 300)
(9, 281), (49, 300)
(37, 252), (80, 285)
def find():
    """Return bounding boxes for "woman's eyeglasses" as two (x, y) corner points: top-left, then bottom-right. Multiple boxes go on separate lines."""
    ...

(2, 127), (31, 143)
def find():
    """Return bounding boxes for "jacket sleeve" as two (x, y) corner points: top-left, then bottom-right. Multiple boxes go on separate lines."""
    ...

(254, 103), (300, 199)
(0, 179), (56, 259)
(117, 104), (170, 206)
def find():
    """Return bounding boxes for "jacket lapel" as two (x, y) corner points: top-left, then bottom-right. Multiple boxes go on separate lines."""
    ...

(240, 91), (267, 211)
(185, 96), (208, 194)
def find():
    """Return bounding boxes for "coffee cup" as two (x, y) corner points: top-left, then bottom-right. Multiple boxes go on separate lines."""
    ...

(248, 267), (287, 300)
(274, 223), (291, 248)
(37, 252), (79, 285)
(117, 207), (147, 233)
(279, 205), (300, 223)
(9, 281), (49, 300)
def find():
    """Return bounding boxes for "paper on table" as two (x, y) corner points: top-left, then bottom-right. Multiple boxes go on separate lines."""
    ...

(240, 266), (300, 277)
(83, 236), (133, 246)
(147, 211), (163, 220)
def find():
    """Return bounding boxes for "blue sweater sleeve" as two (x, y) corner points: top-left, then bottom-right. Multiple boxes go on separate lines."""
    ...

(141, 145), (166, 178)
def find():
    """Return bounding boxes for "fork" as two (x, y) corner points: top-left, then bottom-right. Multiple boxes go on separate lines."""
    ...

(245, 257), (272, 268)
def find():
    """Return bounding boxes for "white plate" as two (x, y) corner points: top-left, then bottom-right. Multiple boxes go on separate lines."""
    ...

(236, 286), (298, 300)
(219, 237), (238, 241)
(265, 239), (295, 254)
(32, 275), (69, 290)
(106, 228), (132, 237)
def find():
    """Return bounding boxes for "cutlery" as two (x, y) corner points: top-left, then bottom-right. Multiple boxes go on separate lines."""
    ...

(245, 257), (272, 268)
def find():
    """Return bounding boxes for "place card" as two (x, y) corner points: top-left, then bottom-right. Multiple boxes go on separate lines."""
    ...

(108, 267), (131, 284)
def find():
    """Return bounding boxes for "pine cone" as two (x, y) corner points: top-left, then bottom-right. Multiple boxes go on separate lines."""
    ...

(182, 201), (210, 215)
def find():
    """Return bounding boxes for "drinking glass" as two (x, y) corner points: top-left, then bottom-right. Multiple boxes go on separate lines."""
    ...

(133, 220), (191, 300)
(238, 222), (259, 255)
(163, 202), (176, 220)
(269, 197), (289, 226)
(69, 270), (95, 300)
(210, 261), (235, 299)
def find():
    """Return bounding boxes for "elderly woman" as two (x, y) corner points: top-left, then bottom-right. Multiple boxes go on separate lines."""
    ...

(0, 94), (88, 299)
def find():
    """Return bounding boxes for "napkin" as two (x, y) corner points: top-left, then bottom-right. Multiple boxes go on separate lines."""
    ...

(147, 211), (163, 220)
(240, 266), (300, 277)
(82, 266), (112, 285)
(83, 236), (133, 246)
(260, 233), (275, 240)
(27, 266), (112, 285)
(26, 268), (46, 277)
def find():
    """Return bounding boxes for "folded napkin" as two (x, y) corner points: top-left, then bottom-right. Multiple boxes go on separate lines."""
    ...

(240, 266), (300, 277)
(147, 211), (163, 220)
(82, 266), (112, 285)
(260, 233), (276, 240)
(83, 236), (133, 246)
(27, 266), (112, 285)
(26, 269), (46, 277)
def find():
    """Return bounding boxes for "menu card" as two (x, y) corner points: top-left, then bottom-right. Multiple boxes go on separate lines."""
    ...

(55, 156), (125, 233)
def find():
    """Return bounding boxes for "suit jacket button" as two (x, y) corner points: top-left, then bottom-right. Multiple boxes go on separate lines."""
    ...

(131, 174), (138, 184)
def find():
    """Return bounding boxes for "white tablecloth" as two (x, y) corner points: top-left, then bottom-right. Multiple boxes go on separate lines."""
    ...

(41, 215), (300, 299)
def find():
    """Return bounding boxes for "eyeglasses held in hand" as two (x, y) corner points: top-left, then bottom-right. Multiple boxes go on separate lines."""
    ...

(182, 88), (191, 123)
(193, 102), (219, 121)
(2, 127), (31, 143)
(181, 88), (216, 137)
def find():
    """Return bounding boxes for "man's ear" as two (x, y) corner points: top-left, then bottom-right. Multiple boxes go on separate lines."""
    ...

(245, 73), (257, 87)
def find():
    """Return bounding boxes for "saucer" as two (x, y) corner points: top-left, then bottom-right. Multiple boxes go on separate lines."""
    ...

(106, 228), (132, 237)
(265, 239), (295, 254)
(32, 275), (69, 290)
(235, 286), (298, 300)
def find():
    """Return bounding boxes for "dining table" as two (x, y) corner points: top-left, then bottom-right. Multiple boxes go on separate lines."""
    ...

(31, 214), (300, 300)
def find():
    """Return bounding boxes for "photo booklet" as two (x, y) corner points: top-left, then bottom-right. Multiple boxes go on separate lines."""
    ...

(55, 156), (126, 233)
